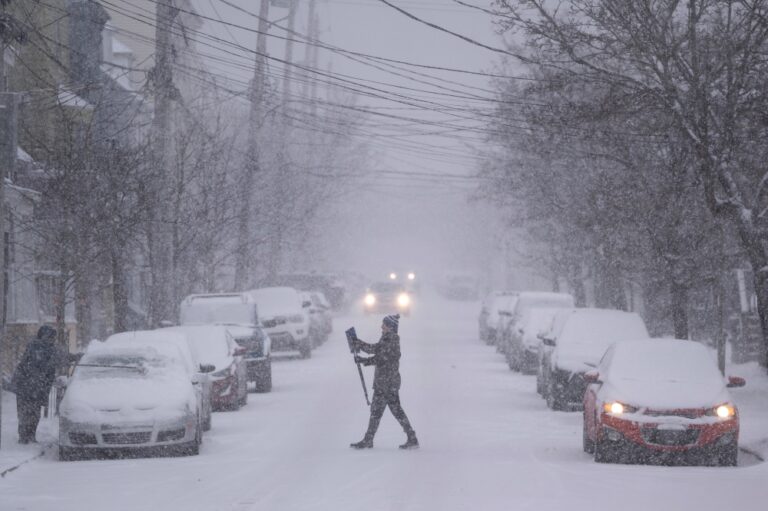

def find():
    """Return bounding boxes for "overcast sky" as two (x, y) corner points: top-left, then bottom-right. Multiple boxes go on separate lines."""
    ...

(192, 0), (512, 281)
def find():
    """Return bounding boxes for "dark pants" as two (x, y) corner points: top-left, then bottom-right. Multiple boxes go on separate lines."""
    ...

(364, 389), (416, 441)
(17, 397), (42, 443)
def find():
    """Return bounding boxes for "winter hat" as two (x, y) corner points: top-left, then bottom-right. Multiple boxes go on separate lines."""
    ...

(383, 314), (400, 333)
(37, 325), (56, 341)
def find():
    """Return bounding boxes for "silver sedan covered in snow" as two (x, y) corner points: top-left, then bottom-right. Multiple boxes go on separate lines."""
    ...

(58, 340), (204, 461)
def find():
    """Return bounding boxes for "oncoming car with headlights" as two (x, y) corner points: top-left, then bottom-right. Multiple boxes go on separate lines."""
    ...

(582, 338), (746, 466)
(363, 281), (412, 316)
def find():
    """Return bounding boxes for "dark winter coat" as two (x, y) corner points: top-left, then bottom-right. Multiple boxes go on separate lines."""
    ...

(11, 338), (64, 405)
(356, 332), (402, 392)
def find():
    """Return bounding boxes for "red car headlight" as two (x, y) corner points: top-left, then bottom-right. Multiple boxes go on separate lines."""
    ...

(603, 401), (638, 415)
(706, 403), (736, 419)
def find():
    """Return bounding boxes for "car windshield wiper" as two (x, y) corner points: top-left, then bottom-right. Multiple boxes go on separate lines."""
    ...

(76, 363), (145, 373)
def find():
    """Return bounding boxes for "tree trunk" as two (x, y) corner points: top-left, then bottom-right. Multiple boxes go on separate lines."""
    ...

(111, 249), (129, 333)
(74, 272), (91, 348)
(670, 281), (689, 339)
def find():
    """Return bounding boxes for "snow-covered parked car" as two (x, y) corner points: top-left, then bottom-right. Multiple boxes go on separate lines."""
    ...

(480, 293), (513, 345)
(310, 291), (333, 338)
(168, 325), (248, 411)
(59, 337), (211, 461)
(249, 287), (313, 359)
(511, 307), (563, 375)
(492, 294), (520, 353)
(179, 292), (271, 392)
(582, 339), (746, 466)
(539, 308), (649, 410)
(502, 292), (574, 370)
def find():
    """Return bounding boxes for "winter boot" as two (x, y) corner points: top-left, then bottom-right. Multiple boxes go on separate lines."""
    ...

(350, 438), (373, 449)
(399, 436), (419, 450)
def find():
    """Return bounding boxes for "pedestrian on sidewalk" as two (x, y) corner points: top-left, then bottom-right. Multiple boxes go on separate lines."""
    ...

(10, 326), (75, 444)
(350, 314), (419, 450)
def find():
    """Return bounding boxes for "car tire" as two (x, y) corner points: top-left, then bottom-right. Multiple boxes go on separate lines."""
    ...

(59, 446), (80, 462)
(718, 444), (738, 467)
(299, 343), (312, 359)
(254, 359), (273, 393)
(546, 380), (566, 411)
(582, 419), (595, 454)
(203, 412), (212, 432)
(536, 366), (544, 395)
(594, 436), (614, 464)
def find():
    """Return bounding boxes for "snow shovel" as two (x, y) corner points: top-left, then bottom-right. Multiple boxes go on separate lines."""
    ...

(346, 327), (371, 406)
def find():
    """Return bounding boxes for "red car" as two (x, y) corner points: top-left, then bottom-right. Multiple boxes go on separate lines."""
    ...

(583, 339), (745, 466)
(169, 326), (248, 412)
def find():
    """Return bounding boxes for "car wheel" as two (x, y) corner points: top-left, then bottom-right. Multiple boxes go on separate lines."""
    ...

(536, 366), (544, 395)
(509, 346), (521, 372)
(254, 359), (273, 393)
(594, 436), (615, 464)
(582, 418), (595, 454)
(203, 411), (212, 431)
(718, 444), (738, 467)
(59, 446), (80, 462)
(546, 380), (565, 411)
(299, 343), (312, 359)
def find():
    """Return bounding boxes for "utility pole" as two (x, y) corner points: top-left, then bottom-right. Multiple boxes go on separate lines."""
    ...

(303, 0), (319, 117)
(268, 0), (299, 278)
(234, 0), (272, 289)
(148, 0), (177, 327)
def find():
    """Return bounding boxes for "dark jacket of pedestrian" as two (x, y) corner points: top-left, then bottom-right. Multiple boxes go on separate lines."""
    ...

(355, 331), (402, 393)
(11, 326), (64, 406)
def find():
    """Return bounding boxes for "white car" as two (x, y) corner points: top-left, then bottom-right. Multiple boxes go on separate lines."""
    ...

(512, 307), (564, 377)
(59, 339), (207, 460)
(503, 292), (575, 370)
(179, 292), (271, 392)
(167, 325), (248, 411)
(249, 287), (312, 359)
(539, 308), (649, 410)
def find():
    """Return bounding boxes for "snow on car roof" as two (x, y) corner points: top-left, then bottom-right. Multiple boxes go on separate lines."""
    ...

(601, 339), (729, 409)
(514, 292), (574, 312)
(552, 308), (649, 369)
(520, 307), (564, 348)
(179, 294), (257, 327)
(166, 325), (233, 373)
(607, 339), (722, 383)
(105, 330), (198, 375)
(250, 286), (302, 316)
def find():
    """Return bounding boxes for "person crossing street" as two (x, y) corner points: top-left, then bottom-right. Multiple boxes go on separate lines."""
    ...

(350, 314), (419, 450)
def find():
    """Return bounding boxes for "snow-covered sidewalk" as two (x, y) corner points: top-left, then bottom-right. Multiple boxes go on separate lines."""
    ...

(0, 391), (58, 477)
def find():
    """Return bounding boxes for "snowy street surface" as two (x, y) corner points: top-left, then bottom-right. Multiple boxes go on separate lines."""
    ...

(2, 293), (768, 511)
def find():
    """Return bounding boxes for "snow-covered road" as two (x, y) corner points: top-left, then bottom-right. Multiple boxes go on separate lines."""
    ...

(2, 294), (768, 511)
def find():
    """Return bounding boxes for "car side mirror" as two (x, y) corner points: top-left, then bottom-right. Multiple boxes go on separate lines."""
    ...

(727, 376), (746, 388)
(584, 371), (601, 384)
(541, 336), (556, 347)
(302, 301), (312, 308)
(199, 364), (216, 374)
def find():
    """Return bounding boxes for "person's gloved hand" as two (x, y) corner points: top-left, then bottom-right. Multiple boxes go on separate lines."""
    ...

(354, 355), (365, 364)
